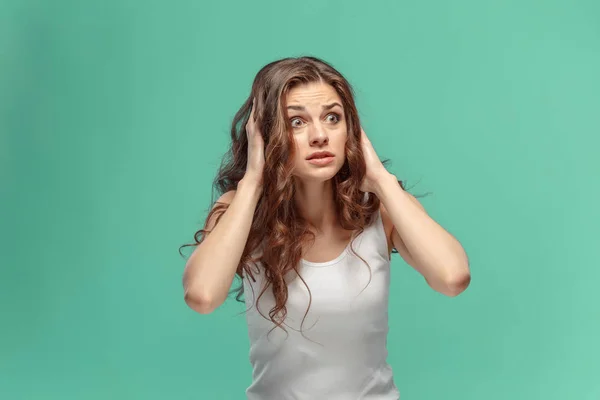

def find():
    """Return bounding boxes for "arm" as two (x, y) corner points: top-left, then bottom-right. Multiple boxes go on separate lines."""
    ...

(376, 174), (470, 297)
(182, 178), (262, 314)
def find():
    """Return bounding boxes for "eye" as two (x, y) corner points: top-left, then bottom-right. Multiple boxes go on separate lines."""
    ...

(290, 117), (304, 128)
(326, 113), (341, 123)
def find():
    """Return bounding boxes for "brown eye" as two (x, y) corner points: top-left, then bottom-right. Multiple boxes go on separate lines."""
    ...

(290, 118), (304, 128)
(326, 113), (340, 123)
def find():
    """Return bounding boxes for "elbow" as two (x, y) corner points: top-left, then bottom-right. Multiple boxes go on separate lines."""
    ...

(427, 264), (471, 297)
(183, 287), (221, 314)
(182, 262), (224, 314)
(442, 269), (471, 297)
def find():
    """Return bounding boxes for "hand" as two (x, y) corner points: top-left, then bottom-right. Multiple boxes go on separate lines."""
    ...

(359, 127), (391, 194)
(243, 98), (265, 188)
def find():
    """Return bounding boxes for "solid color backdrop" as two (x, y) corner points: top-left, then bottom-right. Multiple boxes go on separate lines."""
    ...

(1, 0), (599, 399)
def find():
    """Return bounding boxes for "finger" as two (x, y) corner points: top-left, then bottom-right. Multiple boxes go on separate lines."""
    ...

(249, 98), (255, 123)
(253, 97), (260, 122)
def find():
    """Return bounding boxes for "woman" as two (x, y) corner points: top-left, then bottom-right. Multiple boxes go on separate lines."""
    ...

(181, 56), (470, 399)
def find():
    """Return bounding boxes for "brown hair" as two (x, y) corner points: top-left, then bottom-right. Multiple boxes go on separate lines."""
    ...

(180, 56), (407, 333)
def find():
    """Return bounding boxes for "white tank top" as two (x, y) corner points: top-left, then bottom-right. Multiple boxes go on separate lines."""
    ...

(242, 209), (401, 399)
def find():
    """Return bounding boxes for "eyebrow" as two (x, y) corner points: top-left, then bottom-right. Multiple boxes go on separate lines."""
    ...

(287, 102), (343, 111)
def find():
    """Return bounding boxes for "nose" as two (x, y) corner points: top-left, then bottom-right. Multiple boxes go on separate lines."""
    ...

(309, 124), (329, 147)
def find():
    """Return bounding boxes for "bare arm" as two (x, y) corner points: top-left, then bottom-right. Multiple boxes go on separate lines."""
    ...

(376, 174), (470, 297)
(358, 127), (470, 296)
(184, 97), (265, 314)
(182, 179), (261, 314)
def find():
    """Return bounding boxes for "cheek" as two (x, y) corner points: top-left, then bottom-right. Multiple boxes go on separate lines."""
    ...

(338, 130), (349, 152)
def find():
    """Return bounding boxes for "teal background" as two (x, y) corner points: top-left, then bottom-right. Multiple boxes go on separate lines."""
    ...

(2, 0), (599, 399)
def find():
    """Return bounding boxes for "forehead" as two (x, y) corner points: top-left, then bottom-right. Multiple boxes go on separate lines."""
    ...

(286, 82), (341, 107)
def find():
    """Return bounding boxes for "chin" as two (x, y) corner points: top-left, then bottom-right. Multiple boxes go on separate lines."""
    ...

(294, 166), (343, 183)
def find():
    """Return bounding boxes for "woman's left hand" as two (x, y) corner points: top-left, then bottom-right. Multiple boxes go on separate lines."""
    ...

(359, 127), (392, 193)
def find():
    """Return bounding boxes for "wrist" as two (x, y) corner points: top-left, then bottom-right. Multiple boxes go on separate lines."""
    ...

(238, 176), (263, 200)
(373, 171), (398, 197)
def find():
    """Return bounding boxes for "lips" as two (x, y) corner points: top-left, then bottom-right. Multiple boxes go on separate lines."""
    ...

(306, 151), (334, 160)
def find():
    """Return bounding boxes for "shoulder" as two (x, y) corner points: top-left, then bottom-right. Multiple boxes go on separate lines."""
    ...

(215, 190), (236, 205)
(379, 201), (395, 256)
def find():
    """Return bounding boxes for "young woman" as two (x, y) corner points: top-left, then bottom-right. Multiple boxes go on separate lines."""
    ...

(181, 56), (470, 399)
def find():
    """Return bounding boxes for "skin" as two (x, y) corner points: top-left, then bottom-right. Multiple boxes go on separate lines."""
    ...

(287, 81), (348, 235)
(286, 81), (471, 296)
(182, 81), (470, 315)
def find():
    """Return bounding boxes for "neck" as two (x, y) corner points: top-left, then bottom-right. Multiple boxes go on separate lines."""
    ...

(293, 178), (337, 234)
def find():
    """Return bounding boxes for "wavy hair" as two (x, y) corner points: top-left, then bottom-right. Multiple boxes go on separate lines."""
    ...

(180, 56), (407, 333)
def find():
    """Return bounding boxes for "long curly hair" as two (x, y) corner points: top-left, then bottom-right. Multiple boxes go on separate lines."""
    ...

(180, 56), (406, 332)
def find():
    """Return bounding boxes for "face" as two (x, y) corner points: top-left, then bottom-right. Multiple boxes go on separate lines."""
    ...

(286, 81), (348, 183)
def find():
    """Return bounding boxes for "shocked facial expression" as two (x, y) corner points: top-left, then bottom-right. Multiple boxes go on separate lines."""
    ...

(286, 81), (348, 183)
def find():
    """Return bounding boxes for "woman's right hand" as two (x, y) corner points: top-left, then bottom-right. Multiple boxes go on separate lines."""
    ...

(243, 98), (265, 188)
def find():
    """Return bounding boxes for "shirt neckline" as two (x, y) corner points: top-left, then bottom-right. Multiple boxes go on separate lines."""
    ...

(300, 228), (366, 268)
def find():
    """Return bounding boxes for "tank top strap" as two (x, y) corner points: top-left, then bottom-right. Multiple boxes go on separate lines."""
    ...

(371, 207), (390, 261)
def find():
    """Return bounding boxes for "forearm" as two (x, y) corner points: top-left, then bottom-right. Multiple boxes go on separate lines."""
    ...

(183, 179), (261, 312)
(375, 173), (470, 294)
